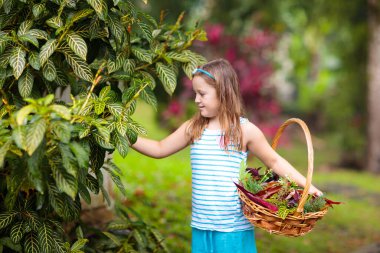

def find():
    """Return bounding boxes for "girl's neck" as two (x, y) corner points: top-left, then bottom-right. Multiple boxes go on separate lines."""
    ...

(206, 117), (221, 130)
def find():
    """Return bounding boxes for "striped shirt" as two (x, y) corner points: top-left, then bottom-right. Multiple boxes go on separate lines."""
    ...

(190, 118), (253, 232)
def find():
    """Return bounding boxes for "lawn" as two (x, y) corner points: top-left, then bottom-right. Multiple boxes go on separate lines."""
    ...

(113, 102), (380, 253)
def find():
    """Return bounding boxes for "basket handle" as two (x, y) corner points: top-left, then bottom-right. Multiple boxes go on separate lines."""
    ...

(271, 118), (313, 214)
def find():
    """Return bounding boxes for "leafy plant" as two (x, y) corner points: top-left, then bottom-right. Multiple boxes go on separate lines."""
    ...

(0, 0), (207, 252)
(85, 205), (169, 253)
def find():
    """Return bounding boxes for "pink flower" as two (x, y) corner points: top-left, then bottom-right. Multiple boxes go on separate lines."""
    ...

(206, 24), (224, 45)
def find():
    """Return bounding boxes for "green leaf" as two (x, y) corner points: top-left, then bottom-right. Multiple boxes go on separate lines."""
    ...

(0, 139), (11, 168)
(123, 59), (136, 75)
(32, 3), (46, 18)
(87, 0), (108, 21)
(166, 51), (191, 63)
(10, 221), (24, 244)
(112, 131), (129, 158)
(0, 237), (22, 252)
(70, 239), (88, 251)
(0, 211), (18, 229)
(69, 141), (89, 169)
(12, 126), (27, 150)
(10, 47), (26, 79)
(27, 29), (49, 40)
(182, 60), (197, 79)
(94, 99), (106, 114)
(51, 165), (78, 200)
(140, 87), (157, 110)
(116, 120), (127, 136)
(102, 232), (121, 246)
(85, 174), (99, 194)
(46, 16), (63, 29)
(38, 223), (54, 253)
(19, 34), (39, 48)
(66, 32), (87, 61)
(50, 104), (71, 120)
(156, 62), (177, 95)
(51, 121), (71, 143)
(16, 104), (35, 125)
(39, 39), (57, 66)
(24, 232), (40, 253)
(26, 117), (46, 156)
(127, 119), (146, 135)
(18, 68), (34, 98)
(140, 71), (156, 89)
(64, 50), (93, 82)
(137, 21), (152, 42)
(59, 143), (78, 178)
(106, 103), (123, 116)
(108, 13), (124, 44)
(17, 20), (33, 37)
(28, 51), (40, 70)
(54, 69), (69, 86)
(131, 47), (153, 64)
(43, 59), (57, 81)
(70, 9), (94, 23)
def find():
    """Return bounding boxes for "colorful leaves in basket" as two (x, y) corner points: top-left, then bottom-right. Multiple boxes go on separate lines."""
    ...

(237, 164), (341, 219)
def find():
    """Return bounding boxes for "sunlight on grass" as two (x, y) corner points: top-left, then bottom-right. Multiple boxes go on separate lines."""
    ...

(113, 102), (380, 253)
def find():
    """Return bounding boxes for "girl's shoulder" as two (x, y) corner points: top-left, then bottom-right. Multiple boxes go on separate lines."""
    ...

(240, 118), (265, 138)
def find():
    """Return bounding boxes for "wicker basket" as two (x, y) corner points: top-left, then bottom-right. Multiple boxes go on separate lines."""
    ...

(238, 118), (328, 237)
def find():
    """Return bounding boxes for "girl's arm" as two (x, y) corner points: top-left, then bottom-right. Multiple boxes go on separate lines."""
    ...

(131, 120), (192, 158)
(244, 122), (323, 196)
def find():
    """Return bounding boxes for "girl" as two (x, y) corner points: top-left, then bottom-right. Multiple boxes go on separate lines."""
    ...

(132, 58), (322, 253)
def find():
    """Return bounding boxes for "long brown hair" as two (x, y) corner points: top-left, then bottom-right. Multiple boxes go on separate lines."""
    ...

(187, 58), (245, 151)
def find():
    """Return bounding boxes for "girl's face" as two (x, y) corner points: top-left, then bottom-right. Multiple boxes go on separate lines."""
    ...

(192, 76), (220, 118)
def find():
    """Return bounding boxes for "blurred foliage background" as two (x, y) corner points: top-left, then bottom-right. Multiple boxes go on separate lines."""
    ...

(114, 1), (380, 253)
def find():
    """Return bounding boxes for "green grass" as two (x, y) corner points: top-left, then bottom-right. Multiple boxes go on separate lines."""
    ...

(113, 102), (380, 253)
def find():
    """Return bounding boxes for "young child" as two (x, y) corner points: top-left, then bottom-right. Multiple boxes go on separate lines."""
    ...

(132, 58), (322, 253)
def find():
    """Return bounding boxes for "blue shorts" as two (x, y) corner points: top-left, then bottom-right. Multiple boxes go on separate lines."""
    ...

(191, 228), (257, 253)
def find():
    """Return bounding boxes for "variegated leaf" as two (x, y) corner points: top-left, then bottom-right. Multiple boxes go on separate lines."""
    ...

(26, 117), (46, 156)
(32, 3), (45, 18)
(123, 59), (135, 75)
(87, 0), (108, 21)
(131, 47), (153, 63)
(140, 87), (157, 110)
(46, 16), (63, 29)
(24, 232), (40, 253)
(17, 20), (33, 36)
(19, 34), (39, 48)
(28, 51), (40, 70)
(42, 59), (57, 81)
(108, 13), (124, 44)
(106, 103), (123, 116)
(64, 50), (93, 82)
(66, 32), (87, 60)
(137, 21), (152, 42)
(18, 68), (34, 98)
(38, 223), (54, 253)
(166, 51), (191, 63)
(156, 62), (177, 95)
(27, 29), (49, 40)
(10, 221), (24, 244)
(140, 70), (156, 89)
(10, 47), (26, 79)
(70, 9), (94, 23)
(39, 39), (57, 66)
(112, 131), (128, 158)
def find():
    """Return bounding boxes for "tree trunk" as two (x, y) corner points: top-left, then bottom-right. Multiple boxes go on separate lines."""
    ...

(367, 0), (380, 173)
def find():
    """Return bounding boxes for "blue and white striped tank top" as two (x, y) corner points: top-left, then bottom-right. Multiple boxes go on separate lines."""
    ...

(190, 118), (253, 232)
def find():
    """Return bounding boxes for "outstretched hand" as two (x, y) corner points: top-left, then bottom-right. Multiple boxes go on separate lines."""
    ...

(309, 185), (323, 197)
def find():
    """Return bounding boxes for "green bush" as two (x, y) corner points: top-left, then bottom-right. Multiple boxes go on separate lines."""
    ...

(0, 0), (207, 252)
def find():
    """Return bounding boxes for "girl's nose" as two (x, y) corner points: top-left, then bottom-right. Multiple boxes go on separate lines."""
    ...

(195, 94), (200, 103)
